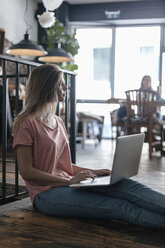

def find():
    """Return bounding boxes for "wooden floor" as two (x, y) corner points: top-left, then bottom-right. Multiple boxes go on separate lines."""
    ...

(0, 139), (165, 248)
(0, 197), (165, 248)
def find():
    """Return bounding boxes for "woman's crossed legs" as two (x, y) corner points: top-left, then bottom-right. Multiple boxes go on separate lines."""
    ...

(34, 178), (165, 229)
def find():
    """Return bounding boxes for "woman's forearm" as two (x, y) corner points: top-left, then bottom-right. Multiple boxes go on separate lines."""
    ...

(22, 166), (70, 187)
(72, 163), (88, 175)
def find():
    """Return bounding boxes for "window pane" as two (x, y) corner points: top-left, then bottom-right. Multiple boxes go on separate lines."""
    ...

(93, 47), (110, 81)
(75, 28), (112, 100)
(115, 26), (160, 98)
(162, 53), (165, 100)
(75, 28), (112, 138)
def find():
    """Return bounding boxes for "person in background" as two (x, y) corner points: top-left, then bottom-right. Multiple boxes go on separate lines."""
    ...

(139, 75), (164, 144)
(116, 75), (161, 133)
(117, 75), (154, 125)
(13, 64), (165, 229)
(140, 75), (161, 101)
(140, 75), (153, 91)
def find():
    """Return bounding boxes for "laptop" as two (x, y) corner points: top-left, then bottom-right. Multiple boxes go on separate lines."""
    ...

(70, 133), (145, 187)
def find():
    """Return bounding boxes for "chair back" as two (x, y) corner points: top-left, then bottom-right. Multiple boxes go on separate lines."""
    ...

(125, 89), (157, 125)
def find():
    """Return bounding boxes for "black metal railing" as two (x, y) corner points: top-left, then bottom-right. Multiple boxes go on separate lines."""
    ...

(0, 54), (76, 204)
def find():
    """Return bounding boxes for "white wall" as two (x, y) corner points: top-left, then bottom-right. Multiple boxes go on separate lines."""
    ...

(0, 0), (38, 43)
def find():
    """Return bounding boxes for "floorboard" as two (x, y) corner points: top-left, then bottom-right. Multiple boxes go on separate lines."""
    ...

(0, 198), (165, 248)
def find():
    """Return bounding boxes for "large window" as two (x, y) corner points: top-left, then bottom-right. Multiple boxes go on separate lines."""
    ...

(75, 26), (161, 138)
(114, 26), (160, 98)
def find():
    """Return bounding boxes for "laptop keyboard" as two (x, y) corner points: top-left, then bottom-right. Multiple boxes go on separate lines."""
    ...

(81, 176), (111, 184)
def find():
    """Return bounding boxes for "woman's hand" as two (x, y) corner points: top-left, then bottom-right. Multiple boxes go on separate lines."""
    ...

(91, 169), (111, 177)
(69, 170), (96, 185)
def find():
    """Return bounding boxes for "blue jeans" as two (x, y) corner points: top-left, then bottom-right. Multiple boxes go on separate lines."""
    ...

(34, 178), (165, 229)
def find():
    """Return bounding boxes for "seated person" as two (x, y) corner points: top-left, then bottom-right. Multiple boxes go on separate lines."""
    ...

(140, 75), (161, 102)
(113, 75), (161, 134)
(139, 75), (164, 142)
(139, 75), (152, 91)
(13, 64), (165, 229)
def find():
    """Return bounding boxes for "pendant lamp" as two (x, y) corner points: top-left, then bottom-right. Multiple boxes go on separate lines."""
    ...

(38, 43), (73, 63)
(6, 0), (47, 57)
(6, 33), (47, 57)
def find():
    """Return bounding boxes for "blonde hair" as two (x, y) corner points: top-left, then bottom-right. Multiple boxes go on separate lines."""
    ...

(13, 63), (63, 134)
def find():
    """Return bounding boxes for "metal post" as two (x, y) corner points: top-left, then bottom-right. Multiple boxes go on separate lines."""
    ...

(14, 62), (19, 195)
(15, 62), (19, 116)
(64, 73), (68, 131)
(70, 74), (76, 163)
(2, 59), (7, 199)
(110, 27), (116, 98)
(27, 64), (31, 78)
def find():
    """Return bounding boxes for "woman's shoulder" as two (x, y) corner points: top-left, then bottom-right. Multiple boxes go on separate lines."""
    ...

(19, 117), (38, 129)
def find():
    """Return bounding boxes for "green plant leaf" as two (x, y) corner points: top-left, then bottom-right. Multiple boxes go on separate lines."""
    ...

(62, 63), (78, 71)
(43, 19), (80, 71)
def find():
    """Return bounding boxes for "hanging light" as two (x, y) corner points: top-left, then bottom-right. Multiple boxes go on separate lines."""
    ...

(38, 43), (73, 63)
(6, 33), (47, 56)
(6, 0), (47, 57)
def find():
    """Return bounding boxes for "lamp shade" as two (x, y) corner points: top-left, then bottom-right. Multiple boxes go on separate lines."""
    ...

(38, 43), (73, 63)
(6, 34), (47, 57)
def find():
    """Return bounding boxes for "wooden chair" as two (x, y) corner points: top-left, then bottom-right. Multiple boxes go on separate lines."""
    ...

(125, 89), (164, 159)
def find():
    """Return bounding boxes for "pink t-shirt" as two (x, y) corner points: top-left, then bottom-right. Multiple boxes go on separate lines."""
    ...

(13, 115), (74, 205)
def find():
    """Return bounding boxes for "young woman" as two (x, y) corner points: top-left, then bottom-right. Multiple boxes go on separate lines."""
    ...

(140, 75), (162, 120)
(139, 75), (161, 101)
(140, 75), (153, 90)
(13, 64), (165, 229)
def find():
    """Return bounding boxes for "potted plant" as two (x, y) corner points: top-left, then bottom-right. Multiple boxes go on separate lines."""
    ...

(43, 19), (80, 71)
